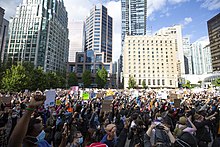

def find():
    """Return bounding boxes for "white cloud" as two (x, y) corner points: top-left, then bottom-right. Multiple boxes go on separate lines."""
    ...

(184, 17), (193, 25)
(168, 0), (189, 4)
(179, 17), (193, 27)
(0, 0), (21, 19)
(147, 0), (189, 17)
(195, 36), (210, 46)
(197, 0), (220, 10)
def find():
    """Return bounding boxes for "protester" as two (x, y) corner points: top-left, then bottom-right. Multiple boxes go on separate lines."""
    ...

(1, 88), (219, 147)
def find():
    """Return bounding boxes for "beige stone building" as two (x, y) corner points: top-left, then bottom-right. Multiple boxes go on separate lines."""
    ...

(123, 35), (179, 89)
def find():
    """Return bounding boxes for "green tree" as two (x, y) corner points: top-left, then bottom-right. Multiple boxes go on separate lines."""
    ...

(68, 72), (78, 87)
(82, 70), (92, 88)
(212, 78), (220, 87)
(128, 76), (136, 89)
(142, 79), (148, 89)
(182, 80), (191, 89)
(96, 67), (108, 88)
(2, 64), (29, 92)
(55, 72), (66, 88)
(29, 67), (47, 91)
(198, 80), (202, 88)
(45, 71), (59, 89)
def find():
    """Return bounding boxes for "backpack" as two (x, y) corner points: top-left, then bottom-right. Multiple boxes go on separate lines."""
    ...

(154, 126), (171, 147)
(173, 125), (187, 137)
(175, 132), (197, 147)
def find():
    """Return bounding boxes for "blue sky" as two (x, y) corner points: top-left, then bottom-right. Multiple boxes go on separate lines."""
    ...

(147, 0), (219, 42)
(0, 0), (219, 61)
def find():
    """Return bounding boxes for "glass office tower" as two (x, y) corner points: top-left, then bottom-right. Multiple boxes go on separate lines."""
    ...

(5, 0), (69, 73)
(121, 0), (147, 49)
(85, 4), (112, 63)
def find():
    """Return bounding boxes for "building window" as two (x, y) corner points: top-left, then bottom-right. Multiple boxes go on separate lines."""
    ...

(148, 79), (151, 85)
(158, 79), (160, 85)
(170, 80), (172, 85)
(139, 79), (141, 85)
(153, 79), (155, 85)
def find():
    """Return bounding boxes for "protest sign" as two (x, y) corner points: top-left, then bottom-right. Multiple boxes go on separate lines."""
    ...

(102, 100), (112, 112)
(72, 86), (79, 92)
(82, 92), (90, 100)
(156, 92), (167, 99)
(44, 90), (56, 108)
(104, 95), (113, 100)
(106, 90), (114, 96)
(70, 86), (79, 95)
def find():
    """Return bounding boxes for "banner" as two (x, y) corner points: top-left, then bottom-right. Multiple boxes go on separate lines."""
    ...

(82, 92), (90, 100)
(44, 90), (56, 108)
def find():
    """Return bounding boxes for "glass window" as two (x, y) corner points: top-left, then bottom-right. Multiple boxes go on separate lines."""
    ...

(86, 50), (94, 63)
(157, 80), (160, 85)
(153, 79), (155, 85)
(148, 79), (151, 85)
(77, 65), (83, 73)
(77, 54), (84, 63)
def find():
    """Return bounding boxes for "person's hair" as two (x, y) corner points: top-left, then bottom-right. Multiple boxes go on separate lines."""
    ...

(73, 131), (81, 138)
(26, 117), (42, 135)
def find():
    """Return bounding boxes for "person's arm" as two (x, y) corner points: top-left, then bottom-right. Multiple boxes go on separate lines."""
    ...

(205, 112), (217, 120)
(167, 131), (175, 143)
(116, 118), (130, 147)
(162, 124), (175, 144)
(8, 97), (44, 147)
(146, 124), (156, 137)
(187, 117), (197, 132)
(59, 124), (68, 147)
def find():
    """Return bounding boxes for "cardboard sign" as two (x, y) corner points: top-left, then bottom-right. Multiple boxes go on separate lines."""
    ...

(174, 99), (181, 108)
(97, 92), (104, 98)
(102, 100), (112, 112)
(44, 90), (56, 108)
(82, 92), (90, 100)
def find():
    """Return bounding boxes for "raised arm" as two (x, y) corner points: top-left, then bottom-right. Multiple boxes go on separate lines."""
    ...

(8, 96), (44, 147)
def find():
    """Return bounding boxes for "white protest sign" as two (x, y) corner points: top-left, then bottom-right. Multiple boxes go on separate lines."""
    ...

(44, 90), (56, 108)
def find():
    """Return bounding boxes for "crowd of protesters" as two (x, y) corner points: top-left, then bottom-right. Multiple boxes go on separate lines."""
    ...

(0, 88), (220, 147)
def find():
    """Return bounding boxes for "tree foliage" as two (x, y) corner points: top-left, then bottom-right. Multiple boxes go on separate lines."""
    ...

(68, 72), (78, 87)
(182, 80), (191, 89)
(128, 76), (136, 89)
(2, 64), (29, 92)
(212, 78), (220, 87)
(82, 70), (92, 88)
(142, 79), (147, 89)
(96, 67), (108, 88)
(0, 62), (67, 92)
